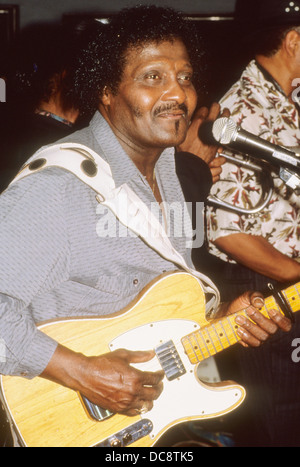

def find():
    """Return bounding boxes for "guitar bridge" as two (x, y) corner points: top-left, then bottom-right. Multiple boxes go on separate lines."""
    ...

(155, 340), (186, 381)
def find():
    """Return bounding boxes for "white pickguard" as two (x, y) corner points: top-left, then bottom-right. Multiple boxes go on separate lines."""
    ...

(109, 319), (245, 440)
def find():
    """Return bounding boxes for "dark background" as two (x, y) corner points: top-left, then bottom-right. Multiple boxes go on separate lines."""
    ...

(0, 0), (254, 104)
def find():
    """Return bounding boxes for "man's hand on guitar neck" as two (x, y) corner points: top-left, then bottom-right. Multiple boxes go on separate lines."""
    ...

(41, 345), (164, 416)
(218, 291), (292, 348)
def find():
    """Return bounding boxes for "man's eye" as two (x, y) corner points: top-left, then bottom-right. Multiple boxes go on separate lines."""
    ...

(146, 73), (160, 80)
(178, 73), (193, 83)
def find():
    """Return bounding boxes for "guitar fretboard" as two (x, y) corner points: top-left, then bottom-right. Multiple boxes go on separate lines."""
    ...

(182, 282), (300, 364)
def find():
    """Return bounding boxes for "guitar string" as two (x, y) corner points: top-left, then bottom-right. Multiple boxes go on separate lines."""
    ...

(127, 284), (300, 372)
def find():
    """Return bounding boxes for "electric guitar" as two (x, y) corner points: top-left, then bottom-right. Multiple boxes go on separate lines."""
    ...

(1, 271), (299, 447)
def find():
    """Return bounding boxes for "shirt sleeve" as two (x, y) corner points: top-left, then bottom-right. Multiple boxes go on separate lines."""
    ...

(0, 169), (70, 378)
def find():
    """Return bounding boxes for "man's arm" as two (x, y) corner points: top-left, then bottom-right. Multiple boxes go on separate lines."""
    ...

(41, 345), (164, 416)
(214, 233), (300, 283)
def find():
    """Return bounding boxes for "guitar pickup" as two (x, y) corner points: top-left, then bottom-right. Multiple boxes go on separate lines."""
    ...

(155, 340), (186, 381)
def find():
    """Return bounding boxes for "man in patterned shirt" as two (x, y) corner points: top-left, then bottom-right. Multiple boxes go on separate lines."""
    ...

(205, 0), (300, 446)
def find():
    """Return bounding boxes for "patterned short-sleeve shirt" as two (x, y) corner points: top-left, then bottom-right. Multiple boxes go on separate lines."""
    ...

(206, 60), (300, 263)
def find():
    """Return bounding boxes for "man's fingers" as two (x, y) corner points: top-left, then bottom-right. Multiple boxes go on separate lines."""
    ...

(140, 379), (164, 399)
(248, 291), (292, 332)
(125, 376), (164, 416)
(116, 348), (155, 364)
(235, 304), (292, 347)
(194, 102), (221, 124)
(220, 107), (230, 118)
(115, 347), (165, 387)
(140, 368), (164, 385)
(228, 289), (292, 349)
(235, 312), (270, 346)
(207, 102), (221, 121)
(195, 106), (209, 120)
(247, 307), (278, 335)
(268, 308), (292, 332)
(236, 326), (262, 347)
(209, 155), (226, 168)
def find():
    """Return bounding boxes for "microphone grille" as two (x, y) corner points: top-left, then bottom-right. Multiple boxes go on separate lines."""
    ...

(212, 117), (237, 144)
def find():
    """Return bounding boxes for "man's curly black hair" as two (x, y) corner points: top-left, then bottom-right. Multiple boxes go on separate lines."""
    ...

(74, 5), (207, 116)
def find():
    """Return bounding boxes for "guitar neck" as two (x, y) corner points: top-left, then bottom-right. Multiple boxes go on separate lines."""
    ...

(182, 282), (300, 365)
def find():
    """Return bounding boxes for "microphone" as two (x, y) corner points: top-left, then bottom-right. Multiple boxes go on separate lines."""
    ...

(211, 117), (300, 175)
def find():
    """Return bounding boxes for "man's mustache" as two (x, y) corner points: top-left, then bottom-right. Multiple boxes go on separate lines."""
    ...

(154, 103), (188, 117)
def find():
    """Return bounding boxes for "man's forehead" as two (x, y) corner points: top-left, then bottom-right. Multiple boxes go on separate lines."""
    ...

(123, 39), (191, 65)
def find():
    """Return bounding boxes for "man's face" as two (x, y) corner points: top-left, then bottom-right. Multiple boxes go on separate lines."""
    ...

(292, 31), (300, 76)
(100, 39), (198, 153)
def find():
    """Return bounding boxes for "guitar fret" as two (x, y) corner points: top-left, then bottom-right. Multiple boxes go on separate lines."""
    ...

(182, 334), (205, 364)
(211, 323), (224, 350)
(294, 284), (300, 302)
(193, 332), (210, 360)
(199, 328), (215, 356)
(181, 335), (197, 363)
(215, 320), (236, 350)
(217, 319), (237, 349)
(281, 289), (294, 315)
(264, 283), (300, 317)
(207, 327), (218, 353)
(219, 317), (238, 344)
(264, 296), (280, 315)
(181, 281), (300, 367)
(225, 316), (240, 343)
(193, 331), (212, 359)
(283, 285), (300, 313)
(219, 321), (231, 346)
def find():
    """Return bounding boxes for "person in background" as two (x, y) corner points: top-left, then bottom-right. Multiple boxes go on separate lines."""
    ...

(0, 23), (86, 192)
(205, 0), (300, 446)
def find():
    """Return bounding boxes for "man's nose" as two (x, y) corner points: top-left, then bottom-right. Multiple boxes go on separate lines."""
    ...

(161, 78), (187, 104)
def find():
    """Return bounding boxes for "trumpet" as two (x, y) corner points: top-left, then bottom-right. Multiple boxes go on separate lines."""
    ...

(206, 151), (274, 215)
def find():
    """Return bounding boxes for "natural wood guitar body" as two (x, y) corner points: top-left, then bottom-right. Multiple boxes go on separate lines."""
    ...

(6, 271), (299, 447)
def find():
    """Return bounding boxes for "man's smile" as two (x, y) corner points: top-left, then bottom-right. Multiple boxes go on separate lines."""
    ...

(154, 103), (188, 120)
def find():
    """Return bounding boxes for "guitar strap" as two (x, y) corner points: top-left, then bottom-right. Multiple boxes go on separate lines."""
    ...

(10, 142), (220, 317)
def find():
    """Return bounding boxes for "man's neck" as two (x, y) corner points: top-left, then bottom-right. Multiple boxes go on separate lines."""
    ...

(99, 104), (163, 179)
(255, 54), (293, 99)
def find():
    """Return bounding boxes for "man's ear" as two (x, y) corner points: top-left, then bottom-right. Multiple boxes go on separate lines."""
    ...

(284, 29), (300, 57)
(100, 85), (111, 106)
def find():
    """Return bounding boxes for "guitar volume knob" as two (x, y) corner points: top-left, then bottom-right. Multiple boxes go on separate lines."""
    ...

(110, 437), (122, 447)
(122, 433), (133, 445)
